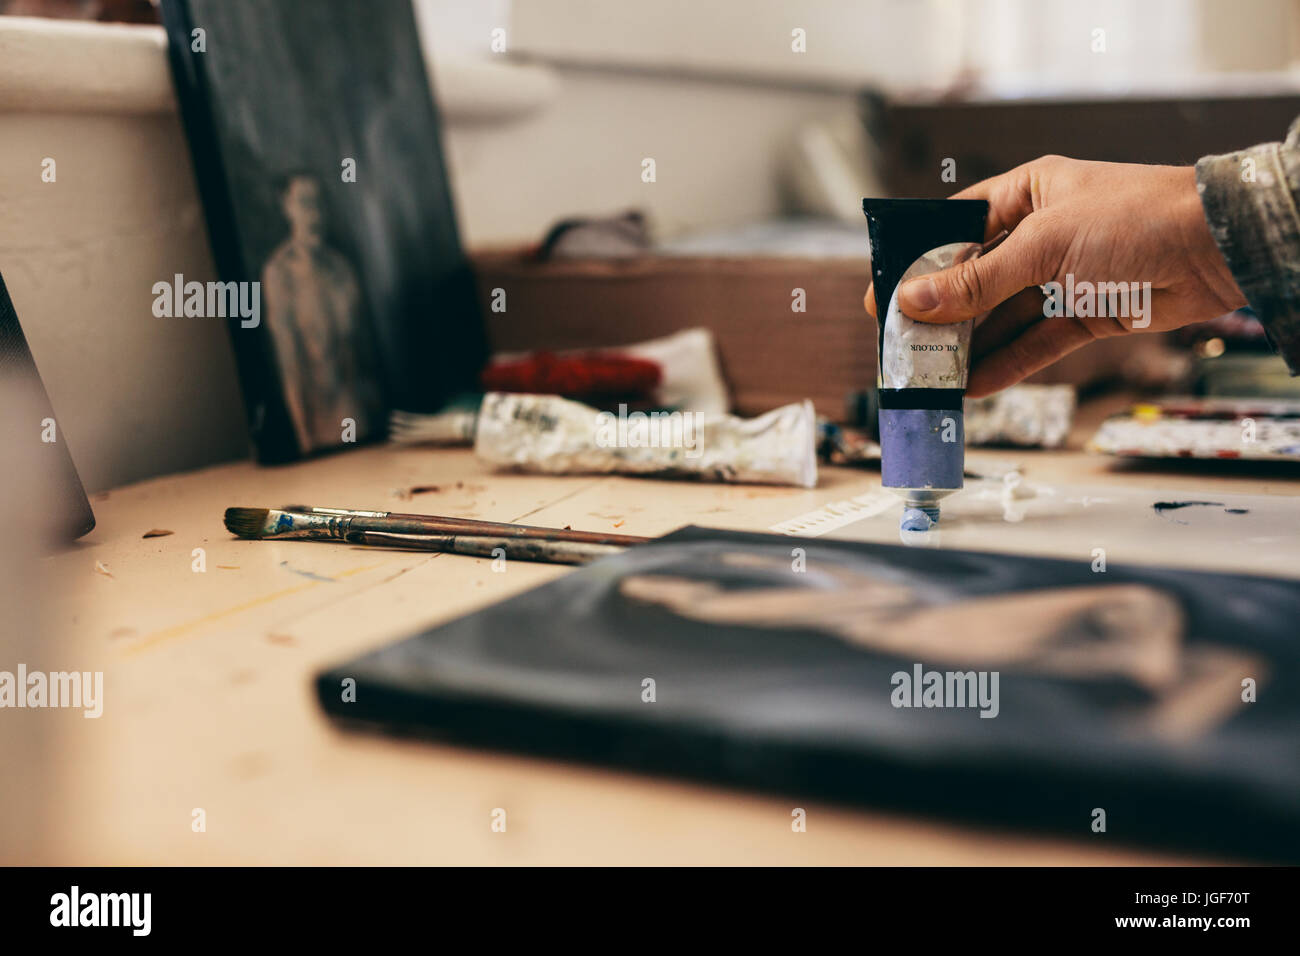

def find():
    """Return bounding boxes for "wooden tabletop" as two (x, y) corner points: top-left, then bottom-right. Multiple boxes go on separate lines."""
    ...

(9, 396), (1295, 865)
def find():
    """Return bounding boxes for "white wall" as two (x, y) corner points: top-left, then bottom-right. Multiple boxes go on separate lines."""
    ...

(430, 0), (1300, 245)
(441, 70), (856, 245)
(503, 0), (1300, 94)
(0, 20), (249, 494)
(962, 0), (1199, 97)
(417, 0), (859, 245)
(507, 0), (969, 91)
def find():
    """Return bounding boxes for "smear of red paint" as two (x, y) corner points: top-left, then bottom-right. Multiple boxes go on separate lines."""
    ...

(482, 352), (661, 401)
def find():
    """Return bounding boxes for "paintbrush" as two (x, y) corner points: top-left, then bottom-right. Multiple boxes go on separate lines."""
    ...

(222, 507), (622, 566)
(224, 507), (644, 564)
(271, 504), (649, 547)
(346, 530), (619, 565)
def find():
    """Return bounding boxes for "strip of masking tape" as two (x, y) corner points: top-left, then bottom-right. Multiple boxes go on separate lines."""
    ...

(769, 490), (897, 538)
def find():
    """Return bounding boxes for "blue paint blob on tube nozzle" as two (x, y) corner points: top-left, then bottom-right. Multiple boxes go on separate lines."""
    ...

(863, 198), (989, 529)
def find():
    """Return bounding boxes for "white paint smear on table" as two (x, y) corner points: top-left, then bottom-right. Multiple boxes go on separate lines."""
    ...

(771, 479), (1300, 579)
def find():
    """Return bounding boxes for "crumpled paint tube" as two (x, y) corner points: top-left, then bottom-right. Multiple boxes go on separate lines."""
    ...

(473, 392), (818, 487)
(864, 198), (989, 527)
(964, 384), (1076, 448)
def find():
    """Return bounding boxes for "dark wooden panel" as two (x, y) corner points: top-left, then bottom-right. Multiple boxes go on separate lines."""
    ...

(472, 252), (874, 419)
(879, 95), (1300, 197)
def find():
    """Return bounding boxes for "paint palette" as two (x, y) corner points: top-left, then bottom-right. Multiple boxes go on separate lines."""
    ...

(775, 479), (1300, 579)
(1088, 398), (1300, 462)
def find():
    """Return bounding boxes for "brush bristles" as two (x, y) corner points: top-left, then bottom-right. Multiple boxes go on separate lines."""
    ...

(224, 507), (273, 538)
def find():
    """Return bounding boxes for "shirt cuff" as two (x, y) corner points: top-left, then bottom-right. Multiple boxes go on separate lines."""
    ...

(1196, 131), (1300, 374)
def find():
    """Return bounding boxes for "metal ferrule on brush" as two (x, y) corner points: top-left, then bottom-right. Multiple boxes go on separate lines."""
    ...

(254, 509), (358, 540)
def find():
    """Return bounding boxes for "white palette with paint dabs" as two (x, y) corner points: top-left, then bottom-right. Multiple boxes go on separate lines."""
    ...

(772, 477), (1300, 579)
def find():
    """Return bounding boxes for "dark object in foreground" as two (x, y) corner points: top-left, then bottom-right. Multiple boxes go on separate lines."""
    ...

(318, 526), (1300, 863)
(0, 268), (94, 542)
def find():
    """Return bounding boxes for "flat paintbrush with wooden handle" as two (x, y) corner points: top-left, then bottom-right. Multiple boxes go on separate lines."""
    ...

(277, 504), (648, 547)
(224, 507), (642, 565)
(346, 530), (620, 565)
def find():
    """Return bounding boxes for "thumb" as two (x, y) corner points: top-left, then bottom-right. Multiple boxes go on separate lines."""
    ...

(898, 223), (1053, 324)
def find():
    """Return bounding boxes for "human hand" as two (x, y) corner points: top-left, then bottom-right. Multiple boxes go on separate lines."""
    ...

(864, 156), (1247, 397)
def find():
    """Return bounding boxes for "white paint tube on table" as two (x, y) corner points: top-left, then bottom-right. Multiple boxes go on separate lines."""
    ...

(473, 392), (818, 488)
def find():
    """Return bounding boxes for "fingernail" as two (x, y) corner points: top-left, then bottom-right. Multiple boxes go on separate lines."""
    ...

(901, 277), (940, 312)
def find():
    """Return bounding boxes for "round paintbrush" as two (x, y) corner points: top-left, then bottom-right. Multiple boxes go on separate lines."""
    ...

(277, 505), (649, 547)
(346, 530), (620, 565)
(224, 507), (648, 551)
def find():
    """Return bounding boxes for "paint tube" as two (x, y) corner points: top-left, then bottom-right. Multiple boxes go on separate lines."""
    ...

(474, 392), (818, 487)
(863, 198), (989, 526)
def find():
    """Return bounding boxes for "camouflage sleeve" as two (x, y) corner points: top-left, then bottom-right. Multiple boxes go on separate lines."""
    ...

(1196, 117), (1300, 374)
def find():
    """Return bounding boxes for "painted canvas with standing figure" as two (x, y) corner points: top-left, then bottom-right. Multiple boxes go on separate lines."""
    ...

(161, 0), (485, 462)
